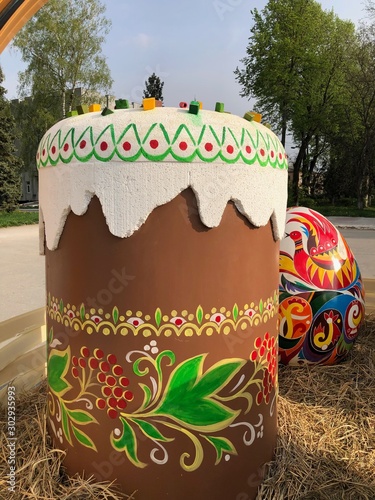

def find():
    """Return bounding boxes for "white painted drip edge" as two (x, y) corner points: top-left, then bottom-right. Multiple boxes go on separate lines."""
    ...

(39, 162), (288, 254)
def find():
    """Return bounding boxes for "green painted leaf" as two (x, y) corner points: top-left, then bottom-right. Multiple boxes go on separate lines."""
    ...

(71, 424), (97, 451)
(259, 299), (263, 314)
(59, 299), (64, 314)
(155, 308), (162, 327)
(155, 350), (175, 378)
(196, 305), (203, 325)
(205, 435), (237, 465)
(139, 383), (152, 410)
(80, 303), (85, 322)
(61, 403), (72, 445)
(48, 349), (71, 395)
(111, 417), (146, 468)
(232, 303), (239, 322)
(155, 355), (241, 430)
(194, 359), (246, 397)
(112, 306), (119, 325)
(133, 358), (150, 377)
(132, 418), (173, 442)
(67, 409), (97, 425)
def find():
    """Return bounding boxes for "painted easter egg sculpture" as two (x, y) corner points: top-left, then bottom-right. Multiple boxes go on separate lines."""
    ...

(279, 207), (365, 366)
(39, 100), (288, 499)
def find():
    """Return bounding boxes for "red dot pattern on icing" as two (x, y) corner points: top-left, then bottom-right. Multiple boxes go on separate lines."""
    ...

(226, 145), (234, 154)
(63, 144), (69, 152)
(123, 141), (131, 151)
(51, 146), (56, 155)
(271, 151), (275, 158)
(260, 148), (265, 156)
(179, 141), (188, 151)
(80, 140), (87, 149)
(100, 142), (108, 151)
(42, 149), (46, 156)
(246, 146), (251, 154)
(150, 139), (159, 149)
(205, 143), (213, 152)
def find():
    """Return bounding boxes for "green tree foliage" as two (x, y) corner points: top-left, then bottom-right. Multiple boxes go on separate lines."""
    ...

(11, 92), (58, 172)
(235, 0), (356, 205)
(329, 22), (375, 208)
(143, 73), (164, 102)
(12, 0), (113, 119)
(0, 67), (23, 212)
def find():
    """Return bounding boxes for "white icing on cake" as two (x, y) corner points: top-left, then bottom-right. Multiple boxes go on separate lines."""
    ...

(38, 107), (288, 253)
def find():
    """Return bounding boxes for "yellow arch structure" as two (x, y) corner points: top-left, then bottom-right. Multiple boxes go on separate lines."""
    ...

(0, 0), (48, 53)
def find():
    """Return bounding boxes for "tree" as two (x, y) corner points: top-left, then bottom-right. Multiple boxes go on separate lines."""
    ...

(12, 0), (113, 119)
(143, 73), (164, 102)
(0, 67), (23, 211)
(235, 0), (356, 205)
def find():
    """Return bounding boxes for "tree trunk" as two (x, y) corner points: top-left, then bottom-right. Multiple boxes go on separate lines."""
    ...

(291, 137), (310, 206)
(61, 90), (66, 119)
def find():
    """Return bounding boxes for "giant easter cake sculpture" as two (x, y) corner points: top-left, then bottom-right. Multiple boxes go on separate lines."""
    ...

(39, 99), (288, 499)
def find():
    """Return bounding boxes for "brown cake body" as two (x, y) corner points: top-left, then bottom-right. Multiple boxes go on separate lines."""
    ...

(46, 190), (279, 499)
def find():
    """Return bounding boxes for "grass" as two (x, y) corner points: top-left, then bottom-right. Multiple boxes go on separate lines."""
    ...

(304, 205), (375, 218)
(297, 198), (375, 218)
(0, 210), (39, 228)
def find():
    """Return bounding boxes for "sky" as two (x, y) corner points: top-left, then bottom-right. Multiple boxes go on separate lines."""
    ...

(0, 0), (369, 119)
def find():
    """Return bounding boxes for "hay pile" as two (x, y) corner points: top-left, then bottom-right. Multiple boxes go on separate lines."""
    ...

(1, 316), (374, 500)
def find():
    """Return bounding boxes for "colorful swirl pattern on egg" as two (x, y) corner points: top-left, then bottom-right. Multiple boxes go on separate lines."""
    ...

(279, 207), (365, 365)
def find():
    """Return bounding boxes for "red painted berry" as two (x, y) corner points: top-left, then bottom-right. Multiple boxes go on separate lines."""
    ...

(94, 348), (104, 360)
(106, 376), (116, 387)
(107, 354), (117, 365)
(79, 358), (86, 368)
(117, 399), (127, 410)
(72, 367), (79, 378)
(107, 408), (117, 419)
(124, 390), (134, 401)
(250, 350), (257, 362)
(72, 356), (78, 366)
(108, 397), (117, 408)
(89, 358), (99, 369)
(97, 372), (106, 383)
(113, 365), (123, 376)
(81, 346), (90, 357)
(254, 337), (262, 349)
(119, 377), (129, 387)
(256, 392), (263, 405)
(96, 399), (106, 410)
(113, 387), (123, 398)
(102, 386), (112, 397)
(100, 361), (110, 372)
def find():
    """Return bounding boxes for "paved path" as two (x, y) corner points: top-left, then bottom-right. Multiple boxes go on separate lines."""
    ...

(0, 225), (45, 322)
(0, 220), (374, 322)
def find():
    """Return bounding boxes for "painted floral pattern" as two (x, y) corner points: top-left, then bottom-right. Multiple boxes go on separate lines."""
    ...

(46, 293), (278, 337)
(47, 328), (277, 470)
(37, 121), (288, 169)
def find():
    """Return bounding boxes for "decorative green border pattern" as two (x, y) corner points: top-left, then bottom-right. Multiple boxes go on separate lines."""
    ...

(47, 292), (279, 337)
(37, 122), (288, 169)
